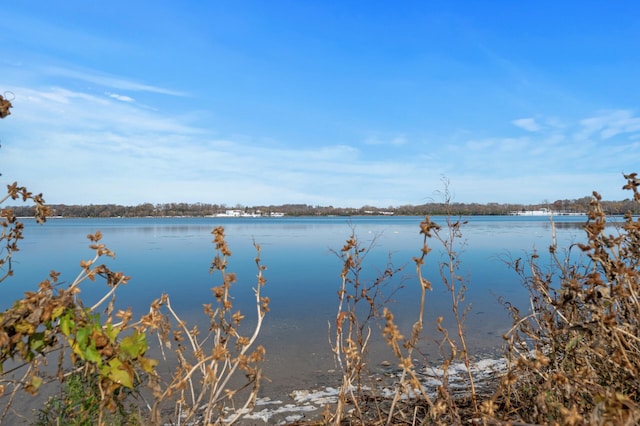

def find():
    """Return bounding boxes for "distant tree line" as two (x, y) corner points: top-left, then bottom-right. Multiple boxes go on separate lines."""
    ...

(7, 197), (640, 218)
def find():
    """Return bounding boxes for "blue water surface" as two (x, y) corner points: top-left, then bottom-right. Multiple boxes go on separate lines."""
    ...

(3, 215), (599, 390)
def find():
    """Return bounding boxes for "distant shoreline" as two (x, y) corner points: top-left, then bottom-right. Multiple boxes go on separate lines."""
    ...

(8, 197), (638, 218)
(15, 212), (599, 220)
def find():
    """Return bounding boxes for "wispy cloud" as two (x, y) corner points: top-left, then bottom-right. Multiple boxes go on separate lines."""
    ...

(512, 117), (541, 132)
(106, 92), (135, 103)
(9, 85), (198, 134)
(4, 79), (637, 206)
(43, 66), (187, 97)
(3, 81), (426, 206)
(576, 110), (640, 140)
(3, 60), (639, 207)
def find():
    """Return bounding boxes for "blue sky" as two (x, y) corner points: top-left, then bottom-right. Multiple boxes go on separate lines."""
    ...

(2, 1), (639, 207)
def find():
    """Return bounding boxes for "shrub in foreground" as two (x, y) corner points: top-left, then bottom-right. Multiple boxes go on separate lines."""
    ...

(491, 173), (640, 425)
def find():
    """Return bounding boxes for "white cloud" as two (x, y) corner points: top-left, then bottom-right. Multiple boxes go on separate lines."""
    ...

(3, 69), (639, 207)
(43, 66), (187, 97)
(576, 110), (640, 140)
(512, 118), (541, 132)
(106, 92), (135, 103)
(9, 86), (198, 135)
(3, 83), (426, 206)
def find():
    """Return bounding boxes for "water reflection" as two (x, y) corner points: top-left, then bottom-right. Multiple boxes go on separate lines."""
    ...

(552, 221), (586, 230)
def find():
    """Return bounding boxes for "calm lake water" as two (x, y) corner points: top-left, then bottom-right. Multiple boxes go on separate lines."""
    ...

(5, 215), (597, 397)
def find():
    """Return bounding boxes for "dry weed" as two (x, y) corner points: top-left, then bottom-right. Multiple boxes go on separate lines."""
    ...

(493, 173), (640, 425)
